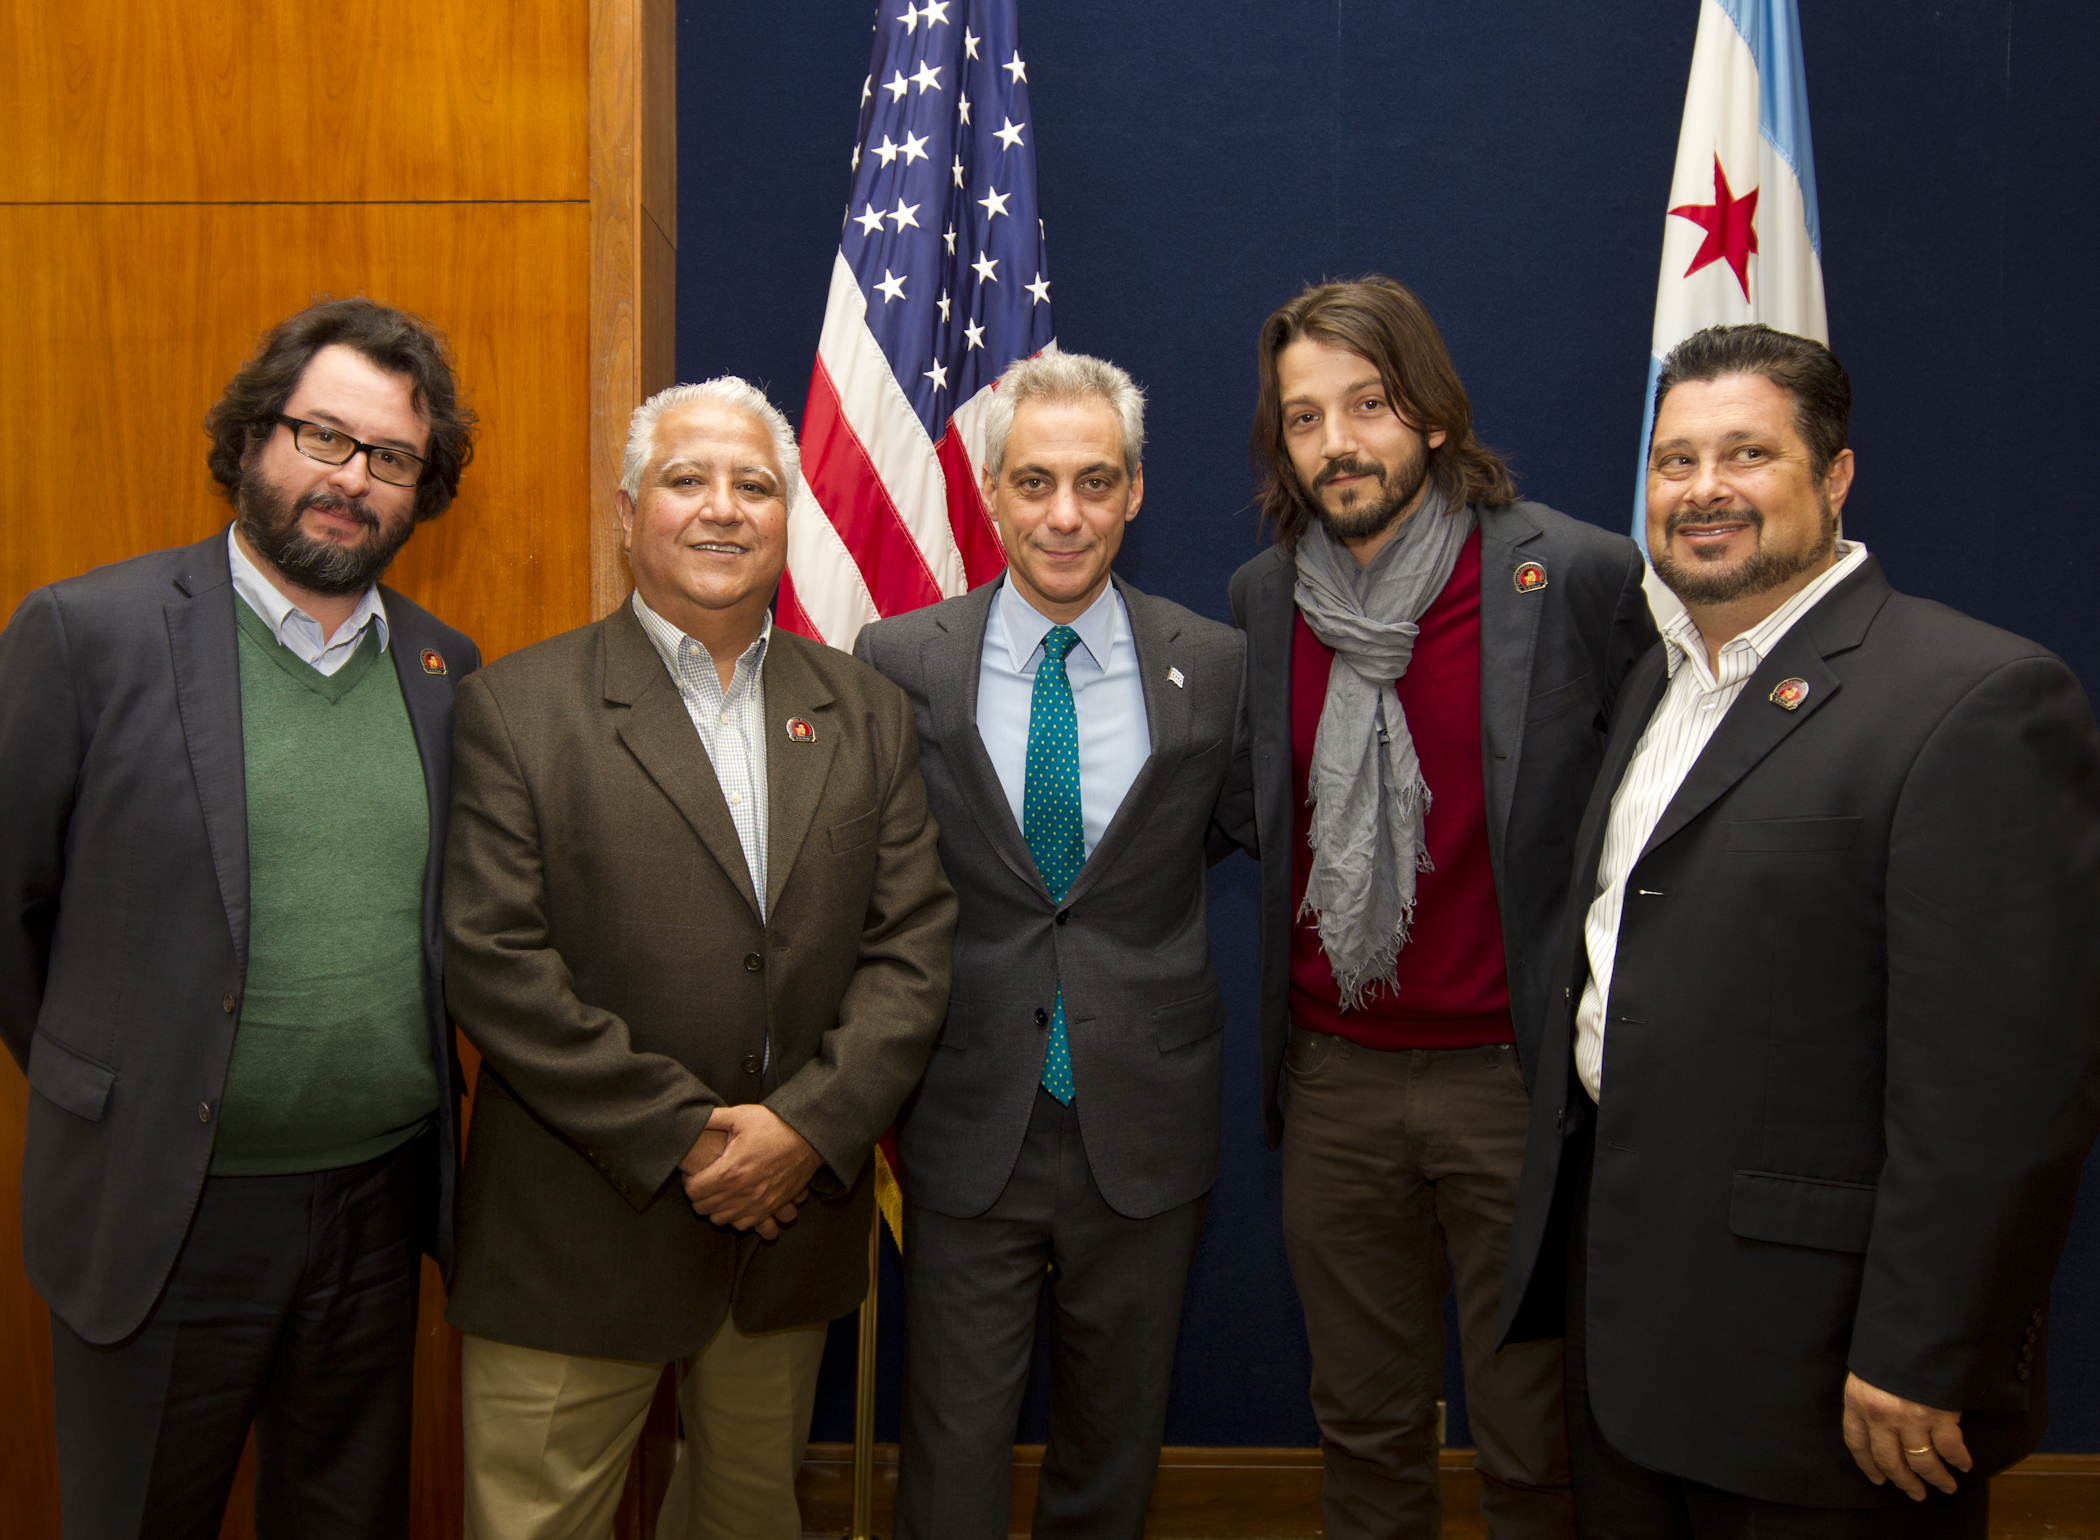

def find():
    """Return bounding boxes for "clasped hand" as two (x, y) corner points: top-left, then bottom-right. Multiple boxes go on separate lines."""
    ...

(677, 1104), (820, 1241)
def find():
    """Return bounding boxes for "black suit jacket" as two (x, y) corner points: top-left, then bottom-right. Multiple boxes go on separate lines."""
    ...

(855, 574), (1252, 1220)
(1498, 559), (2100, 1507)
(0, 528), (478, 1343)
(1227, 501), (1655, 1144)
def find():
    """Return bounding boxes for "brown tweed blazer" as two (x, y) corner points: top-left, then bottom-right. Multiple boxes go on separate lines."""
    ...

(442, 603), (955, 1361)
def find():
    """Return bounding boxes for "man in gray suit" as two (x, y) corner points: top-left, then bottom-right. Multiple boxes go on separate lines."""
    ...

(1226, 277), (1656, 1540)
(855, 351), (1251, 1540)
(0, 298), (480, 1538)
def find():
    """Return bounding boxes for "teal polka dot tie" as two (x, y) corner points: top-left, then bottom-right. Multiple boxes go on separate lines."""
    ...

(1024, 625), (1084, 1105)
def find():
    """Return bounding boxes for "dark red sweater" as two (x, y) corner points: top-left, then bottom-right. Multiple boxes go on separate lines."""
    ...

(1289, 531), (1515, 1050)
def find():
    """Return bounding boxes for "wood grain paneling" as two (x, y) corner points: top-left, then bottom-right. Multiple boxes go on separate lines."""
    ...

(587, 0), (678, 620)
(0, 0), (587, 204)
(0, 202), (592, 661)
(2, 0), (665, 1528)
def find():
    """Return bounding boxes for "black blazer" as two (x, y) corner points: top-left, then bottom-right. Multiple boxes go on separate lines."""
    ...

(1498, 559), (2100, 1507)
(856, 574), (1252, 1220)
(0, 529), (478, 1343)
(1226, 501), (1655, 1144)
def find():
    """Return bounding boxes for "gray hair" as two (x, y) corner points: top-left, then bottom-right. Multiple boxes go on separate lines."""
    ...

(619, 377), (799, 499)
(981, 351), (1146, 479)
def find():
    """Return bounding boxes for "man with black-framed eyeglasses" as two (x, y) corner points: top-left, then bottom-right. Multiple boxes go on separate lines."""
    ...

(0, 296), (481, 1538)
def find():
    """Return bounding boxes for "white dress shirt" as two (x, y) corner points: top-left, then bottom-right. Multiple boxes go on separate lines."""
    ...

(976, 576), (1151, 857)
(632, 592), (772, 919)
(227, 527), (389, 676)
(1575, 541), (1869, 1101)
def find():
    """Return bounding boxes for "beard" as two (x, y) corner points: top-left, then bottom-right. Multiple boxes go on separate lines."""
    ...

(1651, 498), (1837, 607)
(236, 465), (415, 597)
(1305, 439), (1433, 545)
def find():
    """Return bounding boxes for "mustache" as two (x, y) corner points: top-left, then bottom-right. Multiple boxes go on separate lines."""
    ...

(300, 490), (380, 531)
(1313, 457), (1387, 491)
(1664, 504), (1763, 538)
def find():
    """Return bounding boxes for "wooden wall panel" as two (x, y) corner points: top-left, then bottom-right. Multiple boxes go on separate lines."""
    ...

(2, 0), (667, 1528)
(0, 202), (592, 660)
(0, 0), (587, 203)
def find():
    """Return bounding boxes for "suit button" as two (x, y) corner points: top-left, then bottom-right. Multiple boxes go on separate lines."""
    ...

(742, 1055), (761, 1074)
(2032, 1307), (2046, 1324)
(1056, 910), (1070, 925)
(222, 993), (237, 1013)
(2017, 1365), (2031, 1381)
(198, 1102), (211, 1122)
(743, 954), (763, 972)
(2021, 1345), (2034, 1363)
(1034, 1007), (1048, 1027)
(2025, 1326), (2038, 1344)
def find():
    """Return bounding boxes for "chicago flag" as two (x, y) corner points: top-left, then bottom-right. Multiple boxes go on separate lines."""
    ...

(777, 0), (1052, 649)
(1635, 0), (1827, 549)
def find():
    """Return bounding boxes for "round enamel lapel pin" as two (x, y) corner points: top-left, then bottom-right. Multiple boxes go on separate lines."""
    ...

(785, 717), (816, 742)
(421, 648), (447, 675)
(1514, 561), (1548, 593)
(1769, 677), (1810, 711)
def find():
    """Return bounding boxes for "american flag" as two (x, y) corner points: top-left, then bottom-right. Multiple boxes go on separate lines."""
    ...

(777, 0), (1054, 648)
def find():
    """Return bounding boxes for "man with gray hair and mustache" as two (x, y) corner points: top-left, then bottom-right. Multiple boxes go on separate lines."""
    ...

(443, 377), (956, 1538)
(856, 350), (1253, 1540)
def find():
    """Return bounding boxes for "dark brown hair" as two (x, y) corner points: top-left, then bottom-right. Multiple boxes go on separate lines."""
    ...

(1251, 276), (1515, 553)
(1652, 323), (1851, 483)
(204, 297), (477, 520)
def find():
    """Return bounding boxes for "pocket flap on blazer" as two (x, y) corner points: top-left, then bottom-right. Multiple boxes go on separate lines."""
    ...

(28, 1031), (116, 1122)
(1153, 991), (1224, 1054)
(1730, 1170), (1878, 1254)
(1724, 816), (1862, 853)
(936, 996), (970, 1051)
(828, 806), (881, 854)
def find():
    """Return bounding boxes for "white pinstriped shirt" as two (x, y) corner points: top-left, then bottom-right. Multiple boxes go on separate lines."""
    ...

(631, 591), (772, 919)
(1574, 542), (1868, 1101)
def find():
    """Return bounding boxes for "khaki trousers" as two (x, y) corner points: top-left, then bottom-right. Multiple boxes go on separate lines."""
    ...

(1281, 1030), (1575, 1540)
(461, 1318), (828, 1540)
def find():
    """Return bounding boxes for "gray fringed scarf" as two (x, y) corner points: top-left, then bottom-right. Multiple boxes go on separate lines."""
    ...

(1293, 488), (1473, 1008)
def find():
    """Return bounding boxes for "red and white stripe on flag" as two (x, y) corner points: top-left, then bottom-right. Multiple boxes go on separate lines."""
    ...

(777, 0), (1053, 649)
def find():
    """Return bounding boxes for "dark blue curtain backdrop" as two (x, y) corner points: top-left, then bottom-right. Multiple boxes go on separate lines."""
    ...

(679, 1), (2100, 1451)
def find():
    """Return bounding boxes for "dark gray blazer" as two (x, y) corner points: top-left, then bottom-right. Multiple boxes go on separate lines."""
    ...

(855, 574), (1252, 1221)
(1498, 561), (2100, 1507)
(0, 528), (478, 1344)
(1227, 501), (1656, 1144)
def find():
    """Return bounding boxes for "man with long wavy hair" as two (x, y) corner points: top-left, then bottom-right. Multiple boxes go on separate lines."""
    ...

(0, 297), (479, 1537)
(1226, 276), (1655, 1540)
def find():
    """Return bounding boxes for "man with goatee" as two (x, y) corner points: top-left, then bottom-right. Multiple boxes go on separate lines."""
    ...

(1500, 324), (2100, 1539)
(0, 298), (480, 1538)
(1227, 277), (1655, 1540)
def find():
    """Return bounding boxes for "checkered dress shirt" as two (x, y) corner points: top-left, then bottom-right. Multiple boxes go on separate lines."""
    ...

(631, 592), (771, 918)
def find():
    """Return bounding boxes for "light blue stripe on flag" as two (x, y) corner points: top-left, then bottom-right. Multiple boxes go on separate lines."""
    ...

(1714, 0), (1821, 255)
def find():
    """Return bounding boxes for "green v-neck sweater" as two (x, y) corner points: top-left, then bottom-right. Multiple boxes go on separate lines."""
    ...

(211, 602), (439, 1175)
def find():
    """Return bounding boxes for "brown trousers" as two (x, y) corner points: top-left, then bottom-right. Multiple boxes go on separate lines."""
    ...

(1281, 1029), (1576, 1540)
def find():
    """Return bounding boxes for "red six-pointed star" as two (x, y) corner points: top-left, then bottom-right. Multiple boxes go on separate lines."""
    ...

(1670, 154), (1760, 301)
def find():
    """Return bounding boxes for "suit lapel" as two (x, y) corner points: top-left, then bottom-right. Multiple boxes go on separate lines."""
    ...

(1244, 552), (1297, 857)
(166, 533), (249, 966)
(762, 634), (840, 912)
(383, 593), (450, 857)
(1063, 575), (1187, 907)
(925, 583), (1042, 892)
(1575, 646), (1669, 898)
(1639, 562), (1890, 860)
(1477, 503), (1546, 855)
(604, 607), (763, 919)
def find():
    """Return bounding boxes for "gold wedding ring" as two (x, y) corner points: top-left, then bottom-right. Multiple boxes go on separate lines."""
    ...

(1904, 1445), (1932, 1456)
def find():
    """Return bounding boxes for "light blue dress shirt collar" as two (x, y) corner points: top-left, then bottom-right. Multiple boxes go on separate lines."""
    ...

(993, 574), (1121, 676)
(226, 525), (389, 677)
